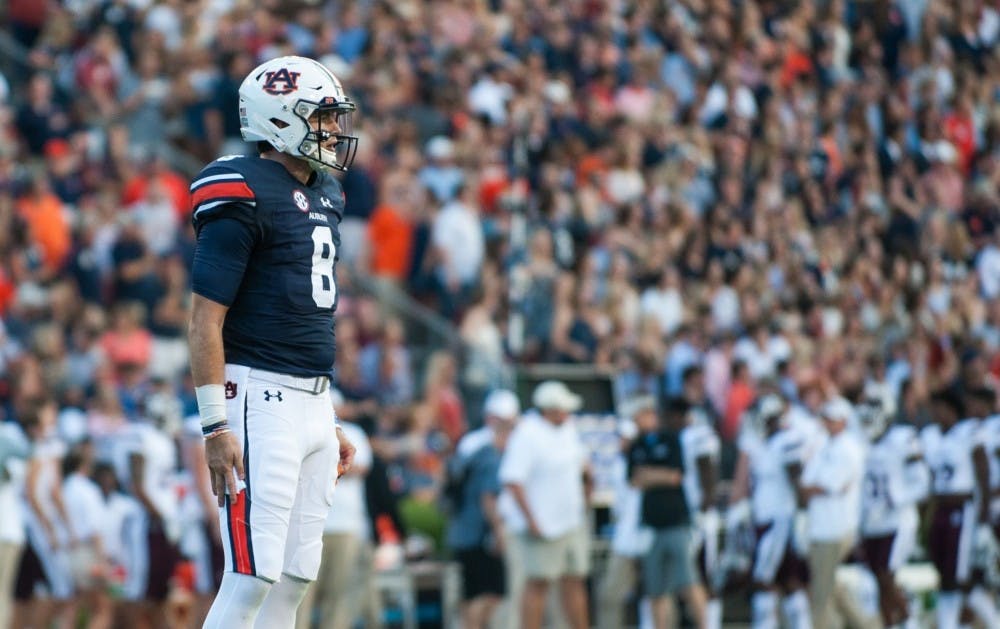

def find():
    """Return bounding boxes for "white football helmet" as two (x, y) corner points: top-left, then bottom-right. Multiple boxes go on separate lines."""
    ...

(857, 381), (897, 440)
(239, 56), (358, 172)
(747, 393), (787, 437)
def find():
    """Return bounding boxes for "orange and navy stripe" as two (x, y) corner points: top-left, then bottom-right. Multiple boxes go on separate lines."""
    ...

(190, 171), (256, 217)
(225, 395), (256, 576)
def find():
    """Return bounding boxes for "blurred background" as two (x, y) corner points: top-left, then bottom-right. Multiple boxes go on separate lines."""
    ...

(1, 0), (1000, 628)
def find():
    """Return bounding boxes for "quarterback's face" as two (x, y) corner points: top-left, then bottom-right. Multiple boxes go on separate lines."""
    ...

(309, 110), (342, 150)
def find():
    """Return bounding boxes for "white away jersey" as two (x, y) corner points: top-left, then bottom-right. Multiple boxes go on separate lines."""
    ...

(982, 415), (1000, 492)
(681, 423), (720, 513)
(921, 419), (982, 496)
(113, 422), (180, 540)
(22, 435), (70, 547)
(742, 428), (807, 524)
(861, 424), (928, 536)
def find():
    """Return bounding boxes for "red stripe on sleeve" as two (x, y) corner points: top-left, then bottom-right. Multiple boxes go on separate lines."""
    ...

(192, 181), (255, 208)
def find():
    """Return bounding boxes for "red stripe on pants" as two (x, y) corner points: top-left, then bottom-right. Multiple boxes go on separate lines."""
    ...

(229, 490), (252, 574)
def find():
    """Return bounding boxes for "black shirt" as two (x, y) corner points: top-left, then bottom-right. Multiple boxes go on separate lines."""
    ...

(627, 430), (690, 529)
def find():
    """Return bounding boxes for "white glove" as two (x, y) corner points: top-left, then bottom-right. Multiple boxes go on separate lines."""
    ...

(975, 523), (999, 557)
(725, 499), (751, 533)
(701, 508), (721, 540)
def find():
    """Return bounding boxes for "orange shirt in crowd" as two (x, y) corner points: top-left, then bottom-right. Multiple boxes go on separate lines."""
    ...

(17, 191), (71, 272)
(367, 203), (413, 281)
(780, 48), (813, 88)
(723, 380), (756, 441)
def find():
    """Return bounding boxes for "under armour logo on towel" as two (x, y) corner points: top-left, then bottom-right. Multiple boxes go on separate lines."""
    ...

(264, 390), (283, 402)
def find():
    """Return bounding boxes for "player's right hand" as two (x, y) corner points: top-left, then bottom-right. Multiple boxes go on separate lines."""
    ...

(205, 431), (245, 507)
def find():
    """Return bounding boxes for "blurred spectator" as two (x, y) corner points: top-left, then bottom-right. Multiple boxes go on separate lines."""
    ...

(431, 183), (484, 319)
(16, 174), (70, 278)
(110, 217), (161, 311)
(365, 175), (414, 285)
(445, 392), (517, 629)
(99, 301), (151, 378)
(419, 136), (464, 204)
(15, 74), (69, 156)
(422, 350), (466, 446)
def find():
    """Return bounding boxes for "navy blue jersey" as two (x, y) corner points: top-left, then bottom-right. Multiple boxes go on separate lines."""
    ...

(190, 155), (345, 377)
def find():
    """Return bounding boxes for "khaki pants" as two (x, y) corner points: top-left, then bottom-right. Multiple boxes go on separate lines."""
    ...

(809, 537), (880, 629)
(0, 542), (22, 629)
(298, 533), (377, 629)
(596, 553), (638, 629)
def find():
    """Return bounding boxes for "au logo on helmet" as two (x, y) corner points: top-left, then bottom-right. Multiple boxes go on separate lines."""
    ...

(262, 68), (301, 95)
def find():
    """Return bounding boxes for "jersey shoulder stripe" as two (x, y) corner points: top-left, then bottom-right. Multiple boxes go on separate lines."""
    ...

(189, 162), (260, 224)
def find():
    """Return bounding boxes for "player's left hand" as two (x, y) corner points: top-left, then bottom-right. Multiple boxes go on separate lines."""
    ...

(336, 426), (356, 478)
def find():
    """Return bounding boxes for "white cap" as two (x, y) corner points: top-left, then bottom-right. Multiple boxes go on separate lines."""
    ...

(820, 397), (854, 423)
(532, 380), (583, 413)
(483, 389), (520, 420)
(426, 136), (455, 160)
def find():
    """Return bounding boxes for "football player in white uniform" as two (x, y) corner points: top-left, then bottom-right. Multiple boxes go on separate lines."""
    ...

(857, 382), (929, 628)
(112, 411), (182, 626)
(680, 400), (722, 629)
(981, 406), (1000, 586)
(178, 414), (226, 625)
(729, 394), (811, 629)
(962, 388), (1000, 627)
(921, 390), (988, 629)
(13, 399), (76, 629)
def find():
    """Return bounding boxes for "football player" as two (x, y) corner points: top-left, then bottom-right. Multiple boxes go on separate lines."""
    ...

(188, 56), (358, 627)
(729, 394), (811, 629)
(921, 390), (987, 629)
(111, 398), (182, 626)
(982, 402), (1000, 586)
(962, 388), (1000, 627)
(680, 399), (723, 629)
(857, 382), (929, 629)
(177, 414), (226, 625)
(12, 399), (76, 629)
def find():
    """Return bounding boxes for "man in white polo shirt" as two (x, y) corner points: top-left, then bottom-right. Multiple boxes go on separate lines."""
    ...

(499, 380), (591, 629)
(798, 397), (870, 629)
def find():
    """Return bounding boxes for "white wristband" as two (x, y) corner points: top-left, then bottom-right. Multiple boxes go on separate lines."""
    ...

(196, 384), (228, 428)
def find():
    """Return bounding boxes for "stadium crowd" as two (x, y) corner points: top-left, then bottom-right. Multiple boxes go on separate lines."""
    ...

(2, 0), (1000, 627)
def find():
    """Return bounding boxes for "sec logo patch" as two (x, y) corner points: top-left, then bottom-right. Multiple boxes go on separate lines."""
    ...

(293, 190), (310, 211)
